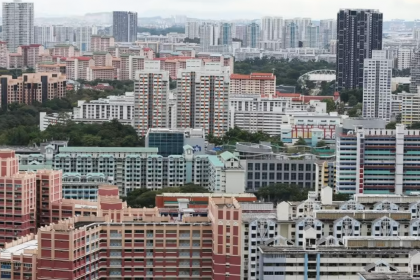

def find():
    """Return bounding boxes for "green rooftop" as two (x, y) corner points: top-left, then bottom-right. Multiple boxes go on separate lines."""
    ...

(93, 51), (109, 55)
(220, 151), (238, 162)
(59, 147), (158, 153)
(208, 155), (224, 168)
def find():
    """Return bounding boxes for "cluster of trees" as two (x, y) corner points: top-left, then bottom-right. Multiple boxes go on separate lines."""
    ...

(208, 126), (283, 146)
(137, 27), (185, 35)
(256, 184), (310, 203)
(234, 57), (336, 92)
(0, 118), (143, 147)
(124, 184), (210, 208)
(256, 183), (351, 204)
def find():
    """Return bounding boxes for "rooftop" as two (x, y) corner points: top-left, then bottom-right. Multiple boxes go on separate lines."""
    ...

(158, 193), (256, 198)
(207, 155), (224, 168)
(0, 239), (38, 259)
(59, 147), (158, 153)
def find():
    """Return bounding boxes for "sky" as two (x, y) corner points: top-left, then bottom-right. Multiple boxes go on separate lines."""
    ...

(15, 0), (420, 20)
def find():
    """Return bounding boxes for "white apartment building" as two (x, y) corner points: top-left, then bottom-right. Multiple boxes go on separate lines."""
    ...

(34, 26), (54, 46)
(75, 26), (93, 52)
(39, 112), (73, 131)
(319, 19), (337, 49)
(0, 42), (9, 68)
(362, 50), (392, 121)
(53, 26), (74, 43)
(133, 61), (170, 136)
(261, 16), (284, 41)
(305, 24), (320, 48)
(72, 92), (134, 126)
(176, 60), (230, 137)
(185, 21), (200, 39)
(2, 0), (34, 52)
(397, 48), (413, 70)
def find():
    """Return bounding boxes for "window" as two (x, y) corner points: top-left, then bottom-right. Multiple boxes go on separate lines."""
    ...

(284, 164), (289, 171)
(270, 164), (275, 171)
(255, 173), (260, 180)
(248, 163), (253, 170)
(255, 163), (260, 170)
(248, 173), (253, 180)
(284, 173), (289, 180)
(277, 164), (282, 171)
(269, 173), (275, 180)
(262, 164), (268, 170)
(277, 173), (282, 180)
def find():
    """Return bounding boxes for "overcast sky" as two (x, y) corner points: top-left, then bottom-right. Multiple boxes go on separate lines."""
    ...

(20, 0), (420, 20)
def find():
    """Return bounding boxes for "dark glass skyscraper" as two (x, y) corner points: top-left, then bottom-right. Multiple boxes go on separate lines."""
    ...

(336, 9), (383, 91)
(112, 11), (138, 42)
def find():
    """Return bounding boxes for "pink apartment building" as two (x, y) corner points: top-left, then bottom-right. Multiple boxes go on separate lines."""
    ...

(65, 57), (95, 80)
(87, 66), (115, 81)
(230, 73), (276, 96)
(90, 35), (115, 52)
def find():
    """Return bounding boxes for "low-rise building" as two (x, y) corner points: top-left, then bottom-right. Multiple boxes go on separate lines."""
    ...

(87, 66), (115, 80)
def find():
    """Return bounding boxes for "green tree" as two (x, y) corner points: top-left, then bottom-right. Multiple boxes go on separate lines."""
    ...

(348, 95), (358, 106)
(386, 122), (397, 129)
(316, 140), (327, 147)
(409, 123), (420, 129)
(333, 193), (351, 201)
(322, 99), (336, 113)
(257, 184), (311, 203)
(294, 137), (307, 146)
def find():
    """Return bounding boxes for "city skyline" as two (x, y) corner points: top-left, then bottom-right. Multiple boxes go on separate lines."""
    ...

(9, 0), (420, 21)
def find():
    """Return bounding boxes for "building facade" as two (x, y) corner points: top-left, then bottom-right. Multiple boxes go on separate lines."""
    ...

(2, 0), (34, 52)
(113, 11), (138, 42)
(362, 50), (392, 121)
(176, 60), (230, 137)
(336, 124), (420, 194)
(336, 9), (383, 91)
(133, 61), (170, 136)
(0, 73), (66, 108)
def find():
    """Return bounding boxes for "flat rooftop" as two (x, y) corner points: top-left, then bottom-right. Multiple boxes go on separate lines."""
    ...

(0, 239), (37, 259)
(159, 193), (255, 198)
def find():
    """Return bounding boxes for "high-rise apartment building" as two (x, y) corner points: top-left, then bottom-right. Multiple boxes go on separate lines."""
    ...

(336, 9), (383, 91)
(112, 11), (138, 42)
(305, 24), (320, 48)
(185, 21), (201, 39)
(133, 61), (170, 136)
(65, 57), (94, 80)
(410, 50), (420, 94)
(53, 25), (74, 43)
(2, 0), (34, 52)
(319, 19), (337, 49)
(234, 25), (247, 42)
(75, 26), (93, 52)
(0, 42), (8, 68)
(229, 72), (276, 96)
(34, 26), (53, 46)
(283, 22), (300, 48)
(362, 50), (392, 121)
(176, 60), (230, 137)
(90, 35), (115, 52)
(245, 23), (260, 48)
(261, 16), (283, 41)
(220, 23), (232, 46)
(397, 48), (413, 70)
(199, 22), (220, 52)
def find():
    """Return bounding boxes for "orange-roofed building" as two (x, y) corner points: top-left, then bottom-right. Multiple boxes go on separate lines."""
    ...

(230, 72), (276, 96)
(87, 66), (115, 81)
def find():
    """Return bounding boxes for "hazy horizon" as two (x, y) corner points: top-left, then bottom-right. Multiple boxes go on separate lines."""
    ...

(10, 0), (420, 21)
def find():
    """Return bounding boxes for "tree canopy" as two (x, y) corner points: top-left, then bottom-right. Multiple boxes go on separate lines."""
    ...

(208, 126), (283, 146)
(256, 184), (311, 203)
(234, 57), (335, 93)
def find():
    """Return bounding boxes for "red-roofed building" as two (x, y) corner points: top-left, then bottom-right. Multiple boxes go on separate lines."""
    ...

(65, 57), (95, 80)
(230, 72), (276, 96)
